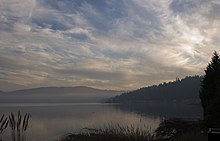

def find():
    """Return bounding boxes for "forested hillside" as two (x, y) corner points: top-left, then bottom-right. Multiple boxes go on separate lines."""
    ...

(108, 76), (202, 104)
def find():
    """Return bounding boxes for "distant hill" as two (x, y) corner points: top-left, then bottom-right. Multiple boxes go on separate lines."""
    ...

(108, 76), (203, 104)
(0, 86), (123, 103)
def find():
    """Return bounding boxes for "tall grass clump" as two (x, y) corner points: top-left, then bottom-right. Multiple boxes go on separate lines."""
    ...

(8, 111), (30, 141)
(100, 123), (154, 141)
(59, 123), (155, 141)
(0, 115), (8, 141)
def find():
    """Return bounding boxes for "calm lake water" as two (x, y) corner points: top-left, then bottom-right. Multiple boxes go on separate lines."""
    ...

(0, 103), (202, 141)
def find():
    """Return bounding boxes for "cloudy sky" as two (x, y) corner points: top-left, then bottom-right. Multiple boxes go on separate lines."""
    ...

(0, 0), (220, 91)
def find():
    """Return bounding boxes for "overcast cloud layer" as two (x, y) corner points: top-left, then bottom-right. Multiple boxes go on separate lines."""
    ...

(1, 0), (220, 91)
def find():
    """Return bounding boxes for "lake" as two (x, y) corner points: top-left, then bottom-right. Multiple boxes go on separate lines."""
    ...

(0, 103), (202, 141)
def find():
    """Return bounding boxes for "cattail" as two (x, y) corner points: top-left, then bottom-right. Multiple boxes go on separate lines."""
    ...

(3, 120), (8, 129)
(17, 111), (21, 131)
(22, 113), (27, 131)
(10, 112), (16, 130)
(0, 118), (7, 129)
(0, 115), (8, 134)
(24, 114), (30, 131)
(0, 115), (4, 123)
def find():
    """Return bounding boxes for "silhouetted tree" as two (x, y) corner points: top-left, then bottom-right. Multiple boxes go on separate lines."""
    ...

(200, 51), (220, 128)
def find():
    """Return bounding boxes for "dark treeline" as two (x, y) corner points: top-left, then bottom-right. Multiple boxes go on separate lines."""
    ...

(200, 51), (220, 128)
(108, 75), (202, 104)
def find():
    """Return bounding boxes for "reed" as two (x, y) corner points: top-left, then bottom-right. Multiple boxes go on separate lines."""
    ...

(0, 114), (8, 141)
(8, 111), (30, 141)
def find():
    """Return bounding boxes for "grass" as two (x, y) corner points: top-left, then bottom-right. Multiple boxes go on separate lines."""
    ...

(58, 123), (155, 141)
(58, 119), (208, 141)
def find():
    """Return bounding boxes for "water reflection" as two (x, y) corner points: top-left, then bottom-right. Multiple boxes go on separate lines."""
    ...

(116, 102), (203, 119)
(0, 103), (161, 141)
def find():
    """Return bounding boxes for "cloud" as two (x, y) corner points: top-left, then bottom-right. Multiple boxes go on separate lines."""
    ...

(0, 0), (220, 91)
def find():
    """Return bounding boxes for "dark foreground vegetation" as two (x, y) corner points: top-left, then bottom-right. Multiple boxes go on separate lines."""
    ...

(58, 118), (207, 141)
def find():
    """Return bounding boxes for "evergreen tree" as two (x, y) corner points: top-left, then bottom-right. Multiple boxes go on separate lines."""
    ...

(200, 51), (220, 128)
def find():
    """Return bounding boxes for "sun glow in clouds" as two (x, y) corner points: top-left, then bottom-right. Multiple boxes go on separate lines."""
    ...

(182, 30), (204, 45)
(183, 45), (194, 55)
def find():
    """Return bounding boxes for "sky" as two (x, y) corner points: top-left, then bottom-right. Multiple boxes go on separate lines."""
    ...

(0, 0), (220, 91)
